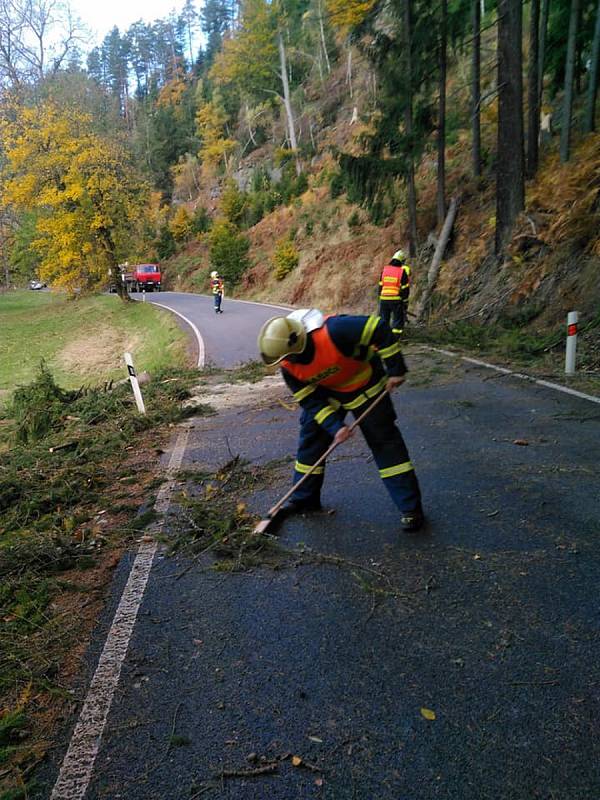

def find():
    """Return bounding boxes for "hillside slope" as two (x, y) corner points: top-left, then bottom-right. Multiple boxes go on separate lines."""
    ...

(164, 49), (600, 378)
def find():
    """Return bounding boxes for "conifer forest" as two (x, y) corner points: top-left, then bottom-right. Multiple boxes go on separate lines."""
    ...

(1, 0), (599, 323)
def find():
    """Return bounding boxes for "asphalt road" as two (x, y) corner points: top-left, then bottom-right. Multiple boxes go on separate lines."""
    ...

(133, 291), (291, 367)
(37, 299), (600, 800)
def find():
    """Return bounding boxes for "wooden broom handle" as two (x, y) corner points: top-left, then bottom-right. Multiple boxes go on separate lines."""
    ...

(267, 388), (391, 518)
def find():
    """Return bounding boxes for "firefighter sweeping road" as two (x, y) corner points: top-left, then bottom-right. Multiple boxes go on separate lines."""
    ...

(37, 295), (600, 800)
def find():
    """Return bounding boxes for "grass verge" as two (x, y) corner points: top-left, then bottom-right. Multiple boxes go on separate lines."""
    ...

(0, 290), (189, 402)
(406, 313), (600, 394)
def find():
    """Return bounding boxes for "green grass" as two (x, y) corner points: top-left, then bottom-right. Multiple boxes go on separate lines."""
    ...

(406, 319), (565, 364)
(0, 291), (189, 401)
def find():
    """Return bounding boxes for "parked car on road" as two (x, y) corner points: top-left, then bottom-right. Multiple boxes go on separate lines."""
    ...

(29, 280), (46, 290)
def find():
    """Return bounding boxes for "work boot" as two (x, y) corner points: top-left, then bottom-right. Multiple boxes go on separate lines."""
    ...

(400, 509), (424, 532)
(278, 498), (323, 517)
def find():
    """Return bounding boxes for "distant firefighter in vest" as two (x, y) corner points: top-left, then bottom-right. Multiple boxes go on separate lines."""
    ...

(257, 309), (424, 532)
(378, 249), (411, 336)
(211, 270), (224, 313)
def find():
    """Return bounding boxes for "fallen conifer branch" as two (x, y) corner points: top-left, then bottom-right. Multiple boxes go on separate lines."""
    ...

(218, 763), (278, 778)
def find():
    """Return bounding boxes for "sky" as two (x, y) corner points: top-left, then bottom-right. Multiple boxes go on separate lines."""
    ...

(70, 0), (189, 42)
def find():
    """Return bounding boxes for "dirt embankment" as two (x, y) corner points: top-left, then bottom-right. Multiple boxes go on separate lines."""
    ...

(164, 48), (600, 344)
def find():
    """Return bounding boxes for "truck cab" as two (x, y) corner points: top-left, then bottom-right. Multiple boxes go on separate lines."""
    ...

(133, 264), (161, 292)
(120, 263), (162, 292)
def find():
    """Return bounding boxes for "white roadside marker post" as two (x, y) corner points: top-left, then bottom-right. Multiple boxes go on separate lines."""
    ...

(124, 352), (146, 414)
(142, 288), (146, 302)
(565, 311), (578, 375)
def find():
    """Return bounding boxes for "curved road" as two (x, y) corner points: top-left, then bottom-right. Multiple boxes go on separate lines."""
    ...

(39, 295), (600, 800)
(135, 291), (292, 368)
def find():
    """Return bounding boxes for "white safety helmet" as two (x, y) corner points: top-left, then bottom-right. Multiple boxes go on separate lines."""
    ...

(210, 270), (218, 278)
(287, 308), (325, 334)
(392, 249), (406, 262)
(257, 308), (324, 366)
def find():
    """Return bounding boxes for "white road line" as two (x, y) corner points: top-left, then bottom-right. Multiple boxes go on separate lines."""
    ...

(150, 301), (205, 368)
(157, 291), (293, 312)
(50, 427), (191, 800)
(225, 297), (294, 311)
(425, 346), (600, 406)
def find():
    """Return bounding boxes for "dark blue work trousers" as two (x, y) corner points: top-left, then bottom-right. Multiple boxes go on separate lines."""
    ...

(292, 392), (422, 514)
(379, 299), (405, 336)
(213, 292), (222, 312)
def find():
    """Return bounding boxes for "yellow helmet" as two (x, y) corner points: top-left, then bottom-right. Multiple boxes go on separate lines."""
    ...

(392, 249), (406, 262)
(257, 315), (307, 366)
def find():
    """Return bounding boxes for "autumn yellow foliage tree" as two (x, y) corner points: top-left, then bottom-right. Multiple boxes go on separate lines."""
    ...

(219, 179), (248, 225)
(272, 235), (299, 280)
(0, 100), (148, 296)
(325, 0), (376, 33)
(157, 73), (188, 109)
(169, 205), (193, 243)
(195, 90), (237, 175)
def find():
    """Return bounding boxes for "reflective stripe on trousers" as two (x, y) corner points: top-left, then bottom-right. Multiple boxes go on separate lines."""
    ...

(379, 300), (405, 338)
(291, 393), (421, 514)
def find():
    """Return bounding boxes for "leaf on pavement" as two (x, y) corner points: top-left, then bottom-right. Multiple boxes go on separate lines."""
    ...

(420, 707), (436, 720)
(292, 755), (303, 766)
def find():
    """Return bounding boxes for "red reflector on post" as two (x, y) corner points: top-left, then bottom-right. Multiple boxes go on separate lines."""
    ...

(567, 324), (578, 336)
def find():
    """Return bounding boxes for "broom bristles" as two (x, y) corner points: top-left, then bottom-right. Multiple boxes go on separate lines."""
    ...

(253, 518), (272, 534)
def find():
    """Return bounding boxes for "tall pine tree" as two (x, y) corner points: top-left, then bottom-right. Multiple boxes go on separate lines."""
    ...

(495, 0), (525, 252)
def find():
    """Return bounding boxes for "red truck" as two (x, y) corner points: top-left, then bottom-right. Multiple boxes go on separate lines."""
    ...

(120, 263), (162, 292)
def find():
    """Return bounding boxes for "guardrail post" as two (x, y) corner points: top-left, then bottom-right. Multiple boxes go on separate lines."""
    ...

(124, 352), (146, 414)
(565, 311), (578, 375)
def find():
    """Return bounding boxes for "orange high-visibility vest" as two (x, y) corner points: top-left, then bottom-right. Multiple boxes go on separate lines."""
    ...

(282, 324), (372, 393)
(379, 264), (407, 299)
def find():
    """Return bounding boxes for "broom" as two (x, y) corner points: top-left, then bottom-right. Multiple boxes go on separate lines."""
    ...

(253, 389), (390, 534)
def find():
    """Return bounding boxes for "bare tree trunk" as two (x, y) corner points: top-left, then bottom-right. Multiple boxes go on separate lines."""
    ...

(526, 0), (540, 177)
(538, 0), (549, 107)
(188, 21), (194, 69)
(415, 196), (460, 322)
(346, 46), (353, 99)
(437, 0), (447, 226)
(278, 29), (298, 153)
(471, 0), (482, 177)
(403, 0), (418, 257)
(495, 0), (525, 253)
(584, 0), (600, 133)
(246, 104), (257, 146)
(575, 0), (583, 94)
(318, 0), (331, 73)
(560, 0), (581, 162)
(0, 221), (11, 288)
